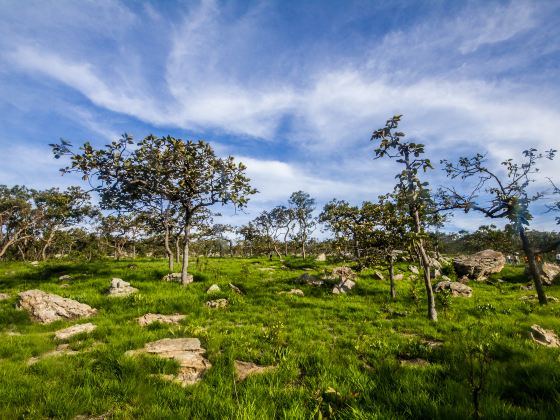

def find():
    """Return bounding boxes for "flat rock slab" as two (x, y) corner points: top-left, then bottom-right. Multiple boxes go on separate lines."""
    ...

(108, 278), (138, 296)
(206, 299), (228, 309)
(530, 324), (560, 347)
(27, 344), (79, 365)
(126, 338), (211, 386)
(55, 323), (96, 340)
(434, 281), (472, 297)
(0, 293), (10, 301)
(137, 313), (186, 326)
(399, 357), (430, 367)
(278, 289), (304, 296)
(17, 289), (97, 324)
(234, 360), (276, 381)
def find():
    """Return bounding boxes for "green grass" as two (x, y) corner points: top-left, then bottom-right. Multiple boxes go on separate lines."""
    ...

(1, 258), (560, 419)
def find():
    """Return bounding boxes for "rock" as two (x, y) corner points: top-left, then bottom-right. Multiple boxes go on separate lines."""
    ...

(55, 323), (96, 340)
(529, 324), (560, 347)
(17, 290), (97, 324)
(458, 275), (470, 284)
(316, 253), (327, 262)
(520, 295), (559, 303)
(27, 343), (79, 365)
(525, 263), (560, 285)
(137, 313), (186, 327)
(441, 275), (452, 282)
(409, 265), (419, 275)
(58, 275), (72, 281)
(206, 298), (228, 308)
(206, 284), (221, 293)
(278, 288), (304, 296)
(229, 283), (242, 294)
(30, 261), (39, 266)
(454, 249), (505, 280)
(107, 278), (138, 296)
(332, 279), (356, 295)
(394, 274), (404, 281)
(332, 266), (356, 281)
(125, 338), (211, 386)
(234, 360), (276, 381)
(433, 269), (441, 278)
(0, 293), (10, 301)
(295, 273), (324, 286)
(127, 264), (138, 270)
(60, 284), (70, 288)
(162, 273), (185, 282)
(434, 281), (473, 297)
(374, 271), (384, 280)
(399, 357), (430, 367)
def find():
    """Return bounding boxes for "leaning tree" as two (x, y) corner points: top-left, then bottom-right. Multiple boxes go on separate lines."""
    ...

(439, 148), (558, 304)
(52, 134), (256, 284)
(371, 115), (440, 321)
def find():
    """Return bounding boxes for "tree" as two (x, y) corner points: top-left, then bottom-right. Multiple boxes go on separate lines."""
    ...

(52, 135), (256, 284)
(33, 186), (96, 260)
(371, 115), (439, 321)
(439, 148), (558, 304)
(289, 191), (316, 259)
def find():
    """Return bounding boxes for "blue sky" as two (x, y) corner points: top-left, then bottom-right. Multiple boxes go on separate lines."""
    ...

(1, 0), (559, 232)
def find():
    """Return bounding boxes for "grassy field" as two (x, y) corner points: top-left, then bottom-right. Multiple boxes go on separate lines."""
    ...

(1, 257), (559, 419)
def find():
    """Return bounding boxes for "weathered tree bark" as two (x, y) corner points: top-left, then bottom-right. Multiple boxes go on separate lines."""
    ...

(181, 222), (192, 285)
(164, 224), (174, 272)
(175, 236), (181, 264)
(388, 254), (396, 300)
(519, 225), (547, 304)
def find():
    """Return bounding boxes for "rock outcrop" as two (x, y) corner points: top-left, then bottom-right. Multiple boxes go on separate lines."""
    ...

(17, 289), (97, 324)
(125, 338), (211, 386)
(332, 279), (356, 295)
(434, 281), (473, 297)
(206, 284), (221, 293)
(525, 263), (560, 285)
(454, 249), (505, 280)
(529, 324), (560, 347)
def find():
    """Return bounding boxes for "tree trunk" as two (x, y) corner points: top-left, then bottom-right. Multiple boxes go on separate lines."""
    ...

(181, 223), (192, 285)
(519, 225), (547, 304)
(41, 230), (56, 261)
(388, 254), (396, 300)
(164, 225), (174, 273)
(412, 208), (437, 321)
(302, 239), (306, 259)
(175, 236), (181, 264)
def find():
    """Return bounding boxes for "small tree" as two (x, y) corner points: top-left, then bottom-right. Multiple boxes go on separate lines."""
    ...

(52, 135), (256, 284)
(439, 148), (557, 304)
(371, 115), (439, 321)
(289, 191), (316, 259)
(319, 199), (365, 261)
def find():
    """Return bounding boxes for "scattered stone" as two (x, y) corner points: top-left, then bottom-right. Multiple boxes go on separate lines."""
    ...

(520, 295), (559, 303)
(520, 284), (534, 291)
(58, 275), (72, 281)
(332, 279), (356, 295)
(441, 275), (452, 282)
(234, 360), (276, 381)
(127, 264), (138, 270)
(278, 288), (304, 296)
(0, 293), (10, 301)
(162, 272), (192, 283)
(394, 274), (404, 281)
(229, 283), (242, 294)
(399, 357), (430, 367)
(458, 275), (470, 284)
(74, 411), (112, 420)
(409, 265), (419, 275)
(107, 278), (138, 296)
(529, 324), (560, 347)
(206, 298), (228, 308)
(60, 284), (70, 288)
(433, 269), (441, 278)
(454, 249), (505, 280)
(332, 266), (356, 281)
(17, 289), (97, 324)
(525, 263), (560, 285)
(137, 313), (186, 327)
(125, 338), (211, 386)
(30, 261), (39, 266)
(55, 323), (96, 340)
(206, 284), (221, 293)
(258, 267), (275, 272)
(295, 273), (324, 286)
(316, 253), (327, 262)
(374, 271), (384, 280)
(28, 343), (79, 365)
(434, 281), (473, 297)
